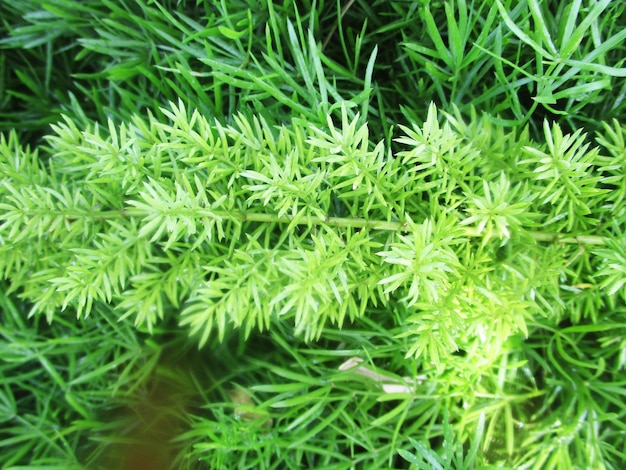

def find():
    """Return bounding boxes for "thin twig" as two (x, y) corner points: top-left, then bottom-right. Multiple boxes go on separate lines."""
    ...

(322, 0), (358, 52)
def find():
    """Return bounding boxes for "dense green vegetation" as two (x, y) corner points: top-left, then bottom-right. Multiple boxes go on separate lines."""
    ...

(1, 0), (625, 468)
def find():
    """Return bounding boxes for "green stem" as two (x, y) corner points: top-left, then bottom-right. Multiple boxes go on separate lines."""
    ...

(120, 208), (609, 245)
(242, 212), (406, 231)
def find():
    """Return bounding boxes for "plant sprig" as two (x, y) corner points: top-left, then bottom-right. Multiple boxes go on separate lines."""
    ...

(1, 99), (622, 356)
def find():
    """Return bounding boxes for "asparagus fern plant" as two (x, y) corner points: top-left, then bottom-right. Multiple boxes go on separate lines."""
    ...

(1, 0), (625, 468)
(1, 99), (614, 352)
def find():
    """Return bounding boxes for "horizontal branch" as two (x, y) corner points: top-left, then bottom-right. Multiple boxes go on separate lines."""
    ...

(120, 207), (609, 245)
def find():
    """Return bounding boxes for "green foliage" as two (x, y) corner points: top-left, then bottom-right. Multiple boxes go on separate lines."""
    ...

(0, 288), (161, 468)
(2, 96), (626, 467)
(1, 0), (626, 468)
(397, 409), (486, 470)
(390, 0), (626, 132)
(4, 99), (619, 354)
